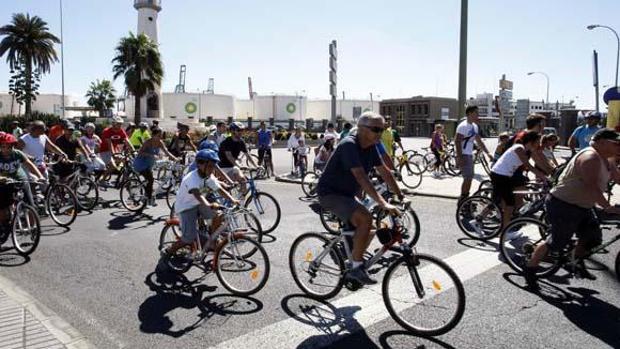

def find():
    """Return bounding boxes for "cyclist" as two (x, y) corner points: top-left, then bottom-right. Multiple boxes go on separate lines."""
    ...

(524, 128), (620, 291)
(48, 119), (68, 145)
(161, 149), (239, 256)
(0, 133), (45, 232)
(568, 111), (602, 155)
(218, 122), (256, 183)
(205, 121), (228, 146)
(79, 123), (106, 175)
(52, 123), (90, 180)
(18, 121), (68, 179)
(133, 128), (179, 207)
(287, 127), (305, 176)
(129, 122), (151, 149)
(168, 122), (196, 159)
(256, 121), (274, 175)
(189, 140), (235, 186)
(313, 134), (335, 172)
(99, 117), (135, 184)
(294, 139), (310, 176)
(430, 124), (445, 177)
(317, 111), (402, 285)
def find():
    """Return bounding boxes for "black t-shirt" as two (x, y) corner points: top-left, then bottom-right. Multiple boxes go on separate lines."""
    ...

(317, 135), (382, 197)
(55, 136), (79, 160)
(218, 136), (247, 168)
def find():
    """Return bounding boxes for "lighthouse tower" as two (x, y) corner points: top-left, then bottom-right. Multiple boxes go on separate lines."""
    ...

(134, 0), (164, 119)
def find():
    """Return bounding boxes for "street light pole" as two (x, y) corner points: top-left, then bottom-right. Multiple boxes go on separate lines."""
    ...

(587, 24), (620, 92)
(457, 0), (468, 118)
(60, 0), (65, 118)
(527, 71), (550, 109)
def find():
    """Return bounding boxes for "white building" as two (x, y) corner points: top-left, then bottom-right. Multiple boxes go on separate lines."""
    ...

(0, 93), (93, 118)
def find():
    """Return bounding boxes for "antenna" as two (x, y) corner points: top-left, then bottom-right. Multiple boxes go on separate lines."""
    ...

(174, 65), (186, 93)
(207, 78), (215, 94)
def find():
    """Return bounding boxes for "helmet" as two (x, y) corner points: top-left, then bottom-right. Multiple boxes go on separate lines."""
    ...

(84, 122), (96, 130)
(199, 140), (219, 152)
(112, 116), (124, 124)
(139, 122), (148, 128)
(65, 123), (75, 131)
(229, 121), (245, 131)
(195, 149), (220, 163)
(0, 133), (17, 145)
(586, 111), (602, 119)
(324, 134), (336, 141)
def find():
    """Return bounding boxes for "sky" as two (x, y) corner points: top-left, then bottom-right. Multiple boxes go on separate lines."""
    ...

(0, 0), (619, 110)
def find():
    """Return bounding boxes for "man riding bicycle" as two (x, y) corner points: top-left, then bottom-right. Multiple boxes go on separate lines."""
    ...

(218, 122), (256, 183)
(18, 121), (68, 179)
(525, 128), (620, 290)
(316, 111), (403, 285)
(256, 121), (274, 175)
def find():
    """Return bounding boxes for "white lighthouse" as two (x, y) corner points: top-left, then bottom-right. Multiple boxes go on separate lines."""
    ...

(134, 0), (164, 119)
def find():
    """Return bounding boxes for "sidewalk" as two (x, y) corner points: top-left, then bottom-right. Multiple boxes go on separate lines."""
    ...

(0, 274), (94, 349)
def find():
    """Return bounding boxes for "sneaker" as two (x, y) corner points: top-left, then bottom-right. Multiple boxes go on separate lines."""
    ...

(569, 260), (597, 280)
(523, 266), (540, 291)
(345, 265), (378, 285)
(504, 229), (523, 241)
(467, 219), (484, 238)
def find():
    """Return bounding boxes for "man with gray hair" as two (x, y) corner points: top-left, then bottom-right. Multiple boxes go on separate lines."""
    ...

(316, 111), (403, 285)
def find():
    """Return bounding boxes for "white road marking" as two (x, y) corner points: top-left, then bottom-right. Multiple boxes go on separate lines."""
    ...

(208, 243), (502, 349)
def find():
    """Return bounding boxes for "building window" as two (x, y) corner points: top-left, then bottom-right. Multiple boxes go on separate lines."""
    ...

(395, 105), (405, 130)
(423, 105), (429, 115)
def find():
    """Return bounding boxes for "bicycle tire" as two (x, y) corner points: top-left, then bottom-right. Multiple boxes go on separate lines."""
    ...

(46, 183), (78, 227)
(74, 176), (99, 211)
(399, 162), (423, 189)
(615, 250), (620, 282)
(319, 207), (341, 234)
(499, 217), (560, 277)
(423, 152), (436, 172)
(215, 236), (270, 296)
(443, 156), (461, 176)
(11, 204), (41, 256)
(120, 178), (147, 212)
(301, 171), (320, 198)
(160, 224), (194, 274)
(477, 180), (492, 192)
(375, 205), (421, 247)
(479, 155), (491, 176)
(244, 191), (281, 234)
(455, 195), (502, 240)
(382, 253), (465, 336)
(165, 181), (179, 210)
(406, 153), (426, 175)
(289, 232), (345, 300)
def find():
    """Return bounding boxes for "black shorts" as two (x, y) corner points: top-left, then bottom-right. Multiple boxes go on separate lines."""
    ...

(491, 172), (516, 206)
(0, 184), (16, 209)
(258, 148), (272, 164)
(511, 170), (528, 188)
(545, 195), (602, 252)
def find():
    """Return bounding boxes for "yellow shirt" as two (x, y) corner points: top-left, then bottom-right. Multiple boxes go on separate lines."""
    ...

(129, 129), (151, 148)
(381, 127), (395, 156)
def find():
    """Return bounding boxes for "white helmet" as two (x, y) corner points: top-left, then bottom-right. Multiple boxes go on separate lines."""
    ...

(324, 134), (336, 141)
(84, 122), (96, 130)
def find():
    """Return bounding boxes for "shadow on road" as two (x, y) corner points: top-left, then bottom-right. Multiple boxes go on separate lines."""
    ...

(107, 210), (164, 230)
(0, 247), (29, 267)
(40, 224), (70, 236)
(378, 330), (457, 349)
(138, 264), (263, 338)
(455, 237), (498, 252)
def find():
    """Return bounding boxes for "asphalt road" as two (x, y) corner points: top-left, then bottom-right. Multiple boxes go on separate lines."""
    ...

(0, 139), (619, 348)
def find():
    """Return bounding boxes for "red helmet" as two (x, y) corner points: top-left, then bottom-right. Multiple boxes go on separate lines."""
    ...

(0, 133), (17, 145)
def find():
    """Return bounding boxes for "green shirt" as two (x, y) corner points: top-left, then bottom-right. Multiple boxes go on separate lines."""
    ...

(129, 129), (151, 148)
(0, 149), (28, 180)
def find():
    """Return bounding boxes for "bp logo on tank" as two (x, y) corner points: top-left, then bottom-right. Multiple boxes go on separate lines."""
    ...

(185, 102), (197, 114)
(286, 103), (296, 114)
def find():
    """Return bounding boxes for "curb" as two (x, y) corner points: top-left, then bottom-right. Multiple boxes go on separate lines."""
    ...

(275, 175), (460, 200)
(0, 274), (95, 349)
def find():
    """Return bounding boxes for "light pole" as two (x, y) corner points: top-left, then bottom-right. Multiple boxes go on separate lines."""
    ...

(59, 0), (65, 118)
(457, 0), (468, 118)
(587, 24), (620, 92)
(527, 71), (550, 109)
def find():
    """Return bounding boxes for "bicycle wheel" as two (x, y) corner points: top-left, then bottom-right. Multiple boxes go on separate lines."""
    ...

(455, 195), (502, 240)
(443, 156), (461, 176)
(245, 154), (260, 168)
(46, 183), (78, 227)
(319, 207), (341, 234)
(406, 153), (426, 175)
(499, 217), (559, 277)
(477, 180), (492, 192)
(120, 178), (147, 212)
(11, 204), (41, 256)
(289, 232), (344, 300)
(244, 191), (281, 234)
(382, 253), (465, 336)
(301, 171), (320, 198)
(375, 205), (421, 247)
(165, 181), (179, 210)
(215, 235), (270, 296)
(472, 187), (493, 199)
(479, 156), (491, 176)
(615, 251), (620, 282)
(239, 209), (264, 245)
(423, 152), (436, 172)
(399, 162), (423, 189)
(74, 176), (99, 211)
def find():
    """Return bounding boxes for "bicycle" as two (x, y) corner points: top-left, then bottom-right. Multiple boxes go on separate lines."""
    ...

(159, 205), (270, 296)
(29, 164), (79, 228)
(301, 169), (322, 198)
(61, 161), (100, 211)
(499, 208), (620, 281)
(0, 179), (42, 256)
(236, 170), (281, 234)
(289, 207), (465, 336)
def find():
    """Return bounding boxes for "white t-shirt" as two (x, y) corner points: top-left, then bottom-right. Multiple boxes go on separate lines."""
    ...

(20, 133), (48, 163)
(80, 135), (101, 153)
(287, 134), (305, 150)
(175, 170), (221, 213)
(491, 144), (524, 177)
(456, 120), (479, 155)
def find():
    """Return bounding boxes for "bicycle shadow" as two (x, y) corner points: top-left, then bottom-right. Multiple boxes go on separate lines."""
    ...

(40, 224), (70, 236)
(0, 248), (30, 267)
(378, 330), (457, 349)
(107, 210), (165, 230)
(456, 237), (498, 252)
(138, 263), (263, 338)
(503, 273), (620, 348)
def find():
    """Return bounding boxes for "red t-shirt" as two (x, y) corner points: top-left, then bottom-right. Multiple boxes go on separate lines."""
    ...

(48, 125), (64, 143)
(99, 127), (127, 153)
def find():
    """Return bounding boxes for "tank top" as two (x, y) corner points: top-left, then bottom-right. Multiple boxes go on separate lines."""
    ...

(491, 144), (524, 177)
(20, 133), (47, 163)
(551, 147), (610, 209)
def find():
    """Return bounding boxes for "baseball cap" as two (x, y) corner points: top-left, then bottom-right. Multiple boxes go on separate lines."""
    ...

(592, 128), (620, 142)
(586, 111), (602, 119)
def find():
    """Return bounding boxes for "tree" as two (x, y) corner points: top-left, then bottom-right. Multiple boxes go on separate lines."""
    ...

(85, 79), (116, 117)
(112, 32), (163, 124)
(0, 13), (60, 117)
(8, 56), (42, 114)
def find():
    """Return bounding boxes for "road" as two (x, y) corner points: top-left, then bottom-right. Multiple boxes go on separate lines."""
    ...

(0, 138), (619, 348)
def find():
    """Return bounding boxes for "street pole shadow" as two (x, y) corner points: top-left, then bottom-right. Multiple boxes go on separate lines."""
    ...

(502, 273), (620, 348)
(0, 247), (30, 267)
(280, 294), (377, 349)
(138, 263), (263, 338)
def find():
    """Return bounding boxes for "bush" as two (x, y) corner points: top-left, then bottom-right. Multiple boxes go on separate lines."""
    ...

(0, 112), (61, 132)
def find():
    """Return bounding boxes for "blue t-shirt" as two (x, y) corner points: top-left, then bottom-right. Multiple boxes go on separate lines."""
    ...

(571, 125), (601, 149)
(257, 129), (272, 148)
(375, 142), (386, 156)
(317, 135), (382, 197)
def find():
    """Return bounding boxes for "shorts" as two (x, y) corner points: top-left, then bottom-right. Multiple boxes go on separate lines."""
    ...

(258, 148), (272, 164)
(318, 194), (366, 226)
(179, 205), (216, 244)
(511, 171), (528, 188)
(461, 155), (474, 180)
(100, 151), (114, 165)
(490, 172), (515, 206)
(221, 166), (242, 178)
(545, 195), (602, 252)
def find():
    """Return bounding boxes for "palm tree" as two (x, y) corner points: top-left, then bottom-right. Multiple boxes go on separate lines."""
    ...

(85, 79), (116, 117)
(0, 13), (60, 117)
(112, 32), (163, 124)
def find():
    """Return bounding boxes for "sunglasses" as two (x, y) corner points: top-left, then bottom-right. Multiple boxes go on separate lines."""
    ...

(196, 159), (209, 165)
(364, 125), (384, 133)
